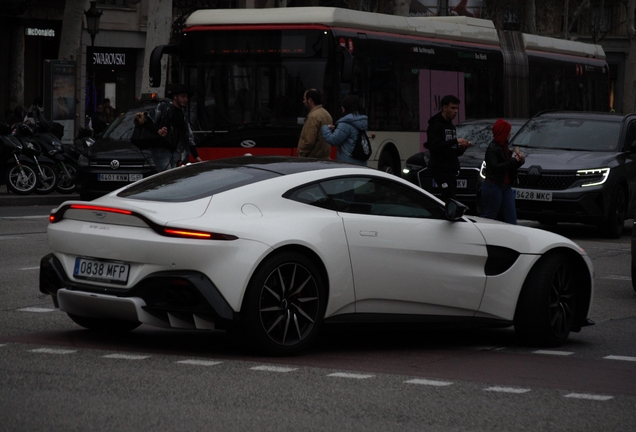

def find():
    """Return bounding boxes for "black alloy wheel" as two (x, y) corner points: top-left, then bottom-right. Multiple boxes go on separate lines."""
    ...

(514, 253), (579, 347)
(241, 251), (325, 356)
(5, 163), (37, 195)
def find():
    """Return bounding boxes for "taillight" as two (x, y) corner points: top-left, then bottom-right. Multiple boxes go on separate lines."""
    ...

(69, 204), (133, 215)
(163, 228), (238, 241)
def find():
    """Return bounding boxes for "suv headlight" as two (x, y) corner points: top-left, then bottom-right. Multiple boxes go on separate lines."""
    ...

(577, 167), (610, 187)
(479, 161), (486, 179)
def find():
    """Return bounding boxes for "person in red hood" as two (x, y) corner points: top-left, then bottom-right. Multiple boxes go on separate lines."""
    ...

(481, 118), (525, 224)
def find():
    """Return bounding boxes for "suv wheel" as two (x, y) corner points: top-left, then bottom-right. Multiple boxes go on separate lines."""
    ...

(600, 188), (626, 239)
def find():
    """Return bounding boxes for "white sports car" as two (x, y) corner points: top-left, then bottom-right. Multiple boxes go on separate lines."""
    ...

(40, 156), (594, 355)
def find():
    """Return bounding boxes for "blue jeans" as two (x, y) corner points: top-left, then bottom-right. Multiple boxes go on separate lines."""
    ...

(481, 181), (518, 224)
(151, 147), (182, 172)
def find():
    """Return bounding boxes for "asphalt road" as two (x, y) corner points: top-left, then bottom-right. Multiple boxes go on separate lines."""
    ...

(1, 203), (635, 431)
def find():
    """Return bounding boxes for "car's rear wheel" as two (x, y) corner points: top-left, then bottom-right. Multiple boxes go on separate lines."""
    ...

(600, 187), (626, 239)
(68, 313), (141, 332)
(240, 251), (326, 356)
(514, 253), (579, 347)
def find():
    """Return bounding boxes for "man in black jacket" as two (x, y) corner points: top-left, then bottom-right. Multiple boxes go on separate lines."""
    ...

(426, 95), (471, 202)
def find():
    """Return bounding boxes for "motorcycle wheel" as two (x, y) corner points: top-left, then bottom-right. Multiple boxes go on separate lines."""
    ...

(5, 163), (38, 195)
(55, 162), (77, 194)
(34, 163), (57, 195)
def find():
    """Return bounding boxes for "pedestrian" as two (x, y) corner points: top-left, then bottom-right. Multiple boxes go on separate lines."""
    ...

(321, 95), (369, 166)
(425, 94), (472, 202)
(297, 88), (332, 159)
(481, 118), (525, 224)
(103, 98), (117, 124)
(91, 104), (107, 134)
(148, 83), (202, 172)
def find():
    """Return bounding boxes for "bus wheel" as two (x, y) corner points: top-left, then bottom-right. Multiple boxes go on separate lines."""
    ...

(378, 151), (399, 176)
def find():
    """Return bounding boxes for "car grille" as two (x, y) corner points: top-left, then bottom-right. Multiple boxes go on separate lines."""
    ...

(516, 170), (577, 190)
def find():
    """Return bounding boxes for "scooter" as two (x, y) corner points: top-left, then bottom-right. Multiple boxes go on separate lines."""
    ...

(0, 124), (37, 195)
(12, 123), (57, 195)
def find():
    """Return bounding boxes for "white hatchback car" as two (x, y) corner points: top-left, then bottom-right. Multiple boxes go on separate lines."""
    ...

(40, 156), (594, 355)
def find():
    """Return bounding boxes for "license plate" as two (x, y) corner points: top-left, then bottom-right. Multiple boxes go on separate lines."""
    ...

(432, 179), (467, 188)
(98, 173), (143, 182)
(514, 189), (553, 201)
(73, 257), (130, 285)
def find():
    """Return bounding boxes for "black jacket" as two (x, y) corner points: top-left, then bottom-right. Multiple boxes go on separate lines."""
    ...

(484, 141), (523, 185)
(426, 112), (466, 175)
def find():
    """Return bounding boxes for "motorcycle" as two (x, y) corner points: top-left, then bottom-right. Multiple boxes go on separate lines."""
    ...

(0, 124), (38, 195)
(12, 123), (57, 195)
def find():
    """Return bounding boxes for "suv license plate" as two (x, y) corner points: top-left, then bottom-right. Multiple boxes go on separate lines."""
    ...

(73, 257), (130, 285)
(514, 189), (553, 201)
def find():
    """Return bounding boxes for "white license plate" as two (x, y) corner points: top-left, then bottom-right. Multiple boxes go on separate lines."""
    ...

(432, 179), (467, 188)
(98, 173), (143, 182)
(73, 257), (130, 285)
(514, 189), (553, 201)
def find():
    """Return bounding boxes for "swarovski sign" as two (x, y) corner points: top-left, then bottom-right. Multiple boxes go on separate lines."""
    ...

(92, 52), (127, 66)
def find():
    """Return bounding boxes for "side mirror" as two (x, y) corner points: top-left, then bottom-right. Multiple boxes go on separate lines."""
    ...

(445, 199), (468, 221)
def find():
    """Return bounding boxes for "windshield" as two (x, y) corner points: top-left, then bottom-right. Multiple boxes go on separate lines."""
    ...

(456, 121), (525, 152)
(190, 60), (328, 132)
(101, 103), (157, 141)
(511, 117), (622, 151)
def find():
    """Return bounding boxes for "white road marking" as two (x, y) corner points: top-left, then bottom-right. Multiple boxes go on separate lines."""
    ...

(18, 307), (54, 313)
(251, 365), (297, 373)
(484, 386), (531, 394)
(20, 267), (40, 271)
(0, 344), (7, 348)
(103, 354), (150, 360)
(405, 379), (453, 387)
(533, 350), (574, 356)
(0, 215), (49, 220)
(604, 355), (636, 362)
(177, 359), (223, 366)
(599, 275), (631, 281)
(30, 348), (76, 354)
(564, 393), (614, 401)
(327, 372), (374, 379)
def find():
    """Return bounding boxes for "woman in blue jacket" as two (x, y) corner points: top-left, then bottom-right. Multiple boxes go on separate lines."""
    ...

(321, 95), (369, 166)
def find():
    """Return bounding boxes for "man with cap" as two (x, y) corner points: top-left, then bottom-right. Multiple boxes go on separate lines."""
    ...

(481, 118), (525, 224)
(149, 83), (202, 171)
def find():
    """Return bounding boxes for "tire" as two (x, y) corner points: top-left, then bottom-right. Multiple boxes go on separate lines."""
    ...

(240, 251), (326, 356)
(514, 253), (579, 347)
(55, 162), (77, 194)
(378, 150), (400, 176)
(68, 313), (141, 332)
(34, 163), (57, 195)
(5, 163), (37, 195)
(600, 187), (626, 239)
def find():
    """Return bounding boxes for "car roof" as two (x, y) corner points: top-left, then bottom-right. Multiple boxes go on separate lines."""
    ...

(201, 156), (371, 175)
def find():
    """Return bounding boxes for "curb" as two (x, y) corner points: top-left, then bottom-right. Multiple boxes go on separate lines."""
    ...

(0, 185), (79, 207)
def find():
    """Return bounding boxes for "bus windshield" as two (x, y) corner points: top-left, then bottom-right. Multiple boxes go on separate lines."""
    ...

(190, 59), (328, 132)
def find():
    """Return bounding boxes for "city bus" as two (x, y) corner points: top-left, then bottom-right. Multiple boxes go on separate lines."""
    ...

(149, 6), (609, 175)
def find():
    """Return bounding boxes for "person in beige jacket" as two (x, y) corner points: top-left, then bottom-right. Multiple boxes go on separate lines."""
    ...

(297, 89), (332, 158)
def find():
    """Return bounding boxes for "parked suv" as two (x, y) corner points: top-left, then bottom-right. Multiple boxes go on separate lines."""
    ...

(495, 111), (636, 238)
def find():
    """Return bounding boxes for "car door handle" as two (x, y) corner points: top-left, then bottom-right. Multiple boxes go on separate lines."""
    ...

(360, 231), (378, 237)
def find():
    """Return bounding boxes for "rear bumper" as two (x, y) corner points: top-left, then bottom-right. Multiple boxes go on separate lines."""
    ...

(40, 253), (237, 329)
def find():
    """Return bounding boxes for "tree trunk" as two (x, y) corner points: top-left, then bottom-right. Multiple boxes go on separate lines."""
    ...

(622, 0), (636, 113)
(140, 0), (172, 97)
(9, 23), (24, 109)
(58, 0), (86, 61)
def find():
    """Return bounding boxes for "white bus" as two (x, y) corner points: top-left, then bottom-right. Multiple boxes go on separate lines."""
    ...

(149, 6), (609, 174)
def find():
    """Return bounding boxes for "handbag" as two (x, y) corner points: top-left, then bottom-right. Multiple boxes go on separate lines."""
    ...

(131, 112), (170, 150)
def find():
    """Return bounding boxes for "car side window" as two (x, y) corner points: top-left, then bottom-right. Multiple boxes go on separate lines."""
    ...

(625, 121), (636, 150)
(286, 184), (334, 210)
(319, 176), (446, 219)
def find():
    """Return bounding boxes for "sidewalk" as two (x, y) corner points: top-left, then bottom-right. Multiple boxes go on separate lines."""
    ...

(0, 184), (79, 207)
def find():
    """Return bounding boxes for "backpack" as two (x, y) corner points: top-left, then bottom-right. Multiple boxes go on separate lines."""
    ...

(351, 127), (372, 161)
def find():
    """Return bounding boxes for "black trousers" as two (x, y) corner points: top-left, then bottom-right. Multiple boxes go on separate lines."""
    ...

(433, 171), (457, 203)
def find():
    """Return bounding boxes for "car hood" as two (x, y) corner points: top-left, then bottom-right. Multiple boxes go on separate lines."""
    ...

(87, 139), (151, 162)
(469, 216), (587, 256)
(515, 148), (622, 170)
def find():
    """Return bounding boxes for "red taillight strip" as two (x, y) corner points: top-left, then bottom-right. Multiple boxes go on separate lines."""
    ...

(69, 204), (133, 215)
(164, 228), (238, 241)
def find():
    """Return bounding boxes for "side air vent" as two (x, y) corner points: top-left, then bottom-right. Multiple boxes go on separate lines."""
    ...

(485, 245), (520, 276)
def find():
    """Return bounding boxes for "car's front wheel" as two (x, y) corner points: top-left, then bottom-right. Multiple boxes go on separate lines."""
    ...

(514, 253), (579, 347)
(600, 187), (627, 238)
(240, 251), (326, 356)
(68, 313), (141, 332)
